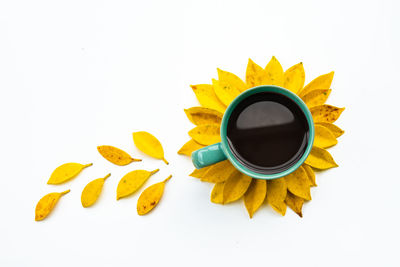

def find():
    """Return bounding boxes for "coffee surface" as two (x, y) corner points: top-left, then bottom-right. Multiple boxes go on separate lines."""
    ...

(226, 92), (309, 174)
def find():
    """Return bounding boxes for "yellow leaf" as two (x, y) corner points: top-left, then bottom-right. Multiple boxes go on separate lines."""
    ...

(315, 122), (344, 138)
(246, 59), (268, 87)
(35, 190), (70, 221)
(97, 145), (141, 166)
(283, 62), (305, 94)
(264, 56), (284, 86)
(217, 68), (247, 92)
(188, 124), (221, 146)
(191, 84), (226, 113)
(201, 160), (237, 183)
(47, 163), (92, 185)
(299, 71), (334, 97)
(117, 169), (159, 200)
(305, 146), (338, 170)
(184, 107), (223, 125)
(178, 139), (205, 157)
(223, 171), (252, 204)
(302, 89), (331, 108)
(314, 124), (338, 148)
(189, 166), (212, 178)
(210, 182), (225, 204)
(81, 173), (110, 208)
(285, 166), (312, 200)
(137, 175), (172, 215)
(285, 191), (304, 217)
(212, 78), (241, 106)
(310, 104), (345, 123)
(244, 179), (267, 218)
(266, 178), (287, 216)
(302, 164), (317, 187)
(133, 131), (168, 164)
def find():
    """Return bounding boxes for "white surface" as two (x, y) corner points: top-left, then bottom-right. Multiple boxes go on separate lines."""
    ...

(1, 0), (399, 266)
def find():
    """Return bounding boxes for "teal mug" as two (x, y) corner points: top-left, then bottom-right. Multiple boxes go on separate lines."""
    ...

(191, 85), (315, 180)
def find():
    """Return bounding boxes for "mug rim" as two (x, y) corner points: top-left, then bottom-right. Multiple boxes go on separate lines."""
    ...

(220, 85), (315, 180)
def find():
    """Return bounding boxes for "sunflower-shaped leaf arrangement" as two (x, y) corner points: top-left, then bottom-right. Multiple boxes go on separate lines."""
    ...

(178, 57), (344, 218)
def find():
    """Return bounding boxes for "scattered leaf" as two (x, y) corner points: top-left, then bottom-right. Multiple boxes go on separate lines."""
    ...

(302, 164), (317, 187)
(188, 124), (221, 146)
(212, 78), (241, 106)
(47, 163), (92, 185)
(133, 131), (168, 164)
(246, 59), (268, 87)
(217, 68), (247, 92)
(310, 104), (345, 123)
(137, 175), (172, 215)
(178, 139), (205, 156)
(285, 191), (304, 217)
(264, 56), (284, 86)
(223, 171), (252, 204)
(266, 178), (287, 216)
(315, 122), (344, 138)
(35, 190), (70, 221)
(244, 179), (267, 218)
(81, 173), (110, 208)
(201, 160), (237, 183)
(210, 182), (225, 204)
(305, 146), (338, 170)
(117, 169), (159, 200)
(191, 84), (226, 113)
(283, 62), (305, 94)
(299, 71), (334, 97)
(302, 89), (331, 108)
(314, 124), (338, 148)
(285, 166), (312, 200)
(184, 107), (223, 125)
(97, 145), (141, 166)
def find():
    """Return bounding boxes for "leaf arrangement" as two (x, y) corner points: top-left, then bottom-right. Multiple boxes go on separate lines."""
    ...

(178, 57), (345, 218)
(35, 132), (171, 221)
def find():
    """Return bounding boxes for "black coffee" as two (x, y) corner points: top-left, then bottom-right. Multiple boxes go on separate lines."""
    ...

(226, 92), (309, 174)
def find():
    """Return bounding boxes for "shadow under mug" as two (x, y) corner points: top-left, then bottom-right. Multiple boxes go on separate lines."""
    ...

(191, 85), (315, 180)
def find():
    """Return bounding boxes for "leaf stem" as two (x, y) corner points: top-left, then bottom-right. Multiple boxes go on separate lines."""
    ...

(150, 169), (160, 175)
(60, 189), (71, 196)
(163, 175), (172, 183)
(162, 158), (169, 165)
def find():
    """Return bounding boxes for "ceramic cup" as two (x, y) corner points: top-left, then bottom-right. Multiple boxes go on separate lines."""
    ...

(191, 85), (315, 180)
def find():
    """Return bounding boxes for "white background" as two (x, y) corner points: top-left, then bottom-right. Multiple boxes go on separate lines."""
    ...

(1, 0), (399, 266)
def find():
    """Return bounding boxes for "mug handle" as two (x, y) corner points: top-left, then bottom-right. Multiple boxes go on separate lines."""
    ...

(191, 142), (227, 169)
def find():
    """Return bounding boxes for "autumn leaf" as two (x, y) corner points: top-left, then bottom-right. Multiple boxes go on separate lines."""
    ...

(246, 59), (269, 87)
(217, 68), (247, 92)
(283, 62), (305, 94)
(314, 124), (338, 148)
(188, 124), (221, 146)
(305, 146), (338, 170)
(285, 191), (304, 217)
(266, 178), (287, 216)
(191, 84), (226, 113)
(178, 139), (205, 156)
(299, 71), (334, 97)
(201, 160), (237, 183)
(184, 107), (223, 126)
(264, 56), (284, 86)
(310, 104), (345, 123)
(285, 166), (312, 200)
(302, 89), (331, 108)
(223, 171), (252, 204)
(244, 179), (267, 218)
